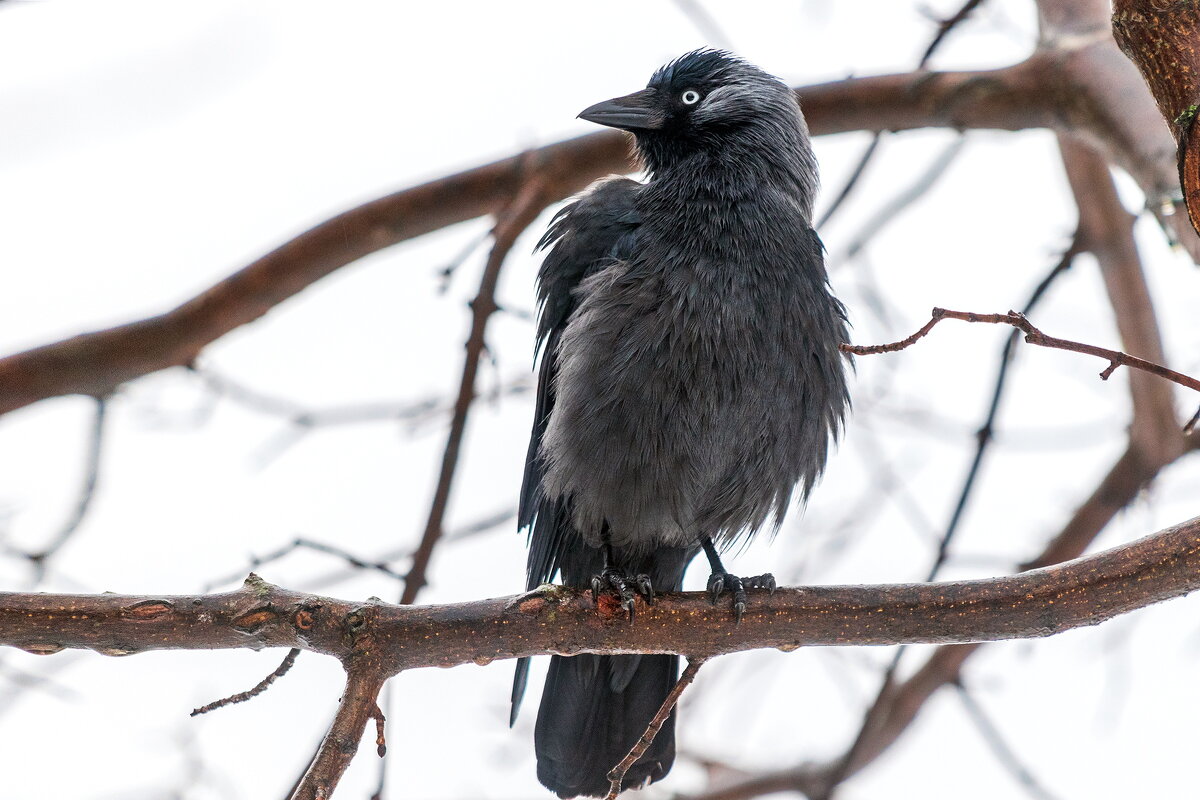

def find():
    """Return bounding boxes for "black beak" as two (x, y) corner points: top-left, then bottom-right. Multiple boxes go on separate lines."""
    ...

(578, 88), (663, 131)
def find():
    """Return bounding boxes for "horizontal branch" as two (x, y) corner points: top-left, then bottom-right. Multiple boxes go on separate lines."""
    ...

(2, 516), (1198, 668)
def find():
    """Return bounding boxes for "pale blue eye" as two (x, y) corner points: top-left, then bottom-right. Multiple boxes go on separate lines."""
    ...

(681, 89), (701, 105)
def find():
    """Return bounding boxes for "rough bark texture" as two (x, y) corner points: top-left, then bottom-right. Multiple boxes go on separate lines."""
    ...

(3, 515), (1199, 667)
(1113, 0), (1200, 235)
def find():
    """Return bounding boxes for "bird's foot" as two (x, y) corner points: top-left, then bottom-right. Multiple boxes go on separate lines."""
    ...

(591, 568), (654, 621)
(707, 572), (776, 623)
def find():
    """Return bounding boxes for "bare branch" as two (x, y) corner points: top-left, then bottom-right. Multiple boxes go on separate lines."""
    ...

(843, 136), (966, 260)
(203, 538), (406, 593)
(0, 62), (1075, 420)
(3, 39), (1191, 417)
(606, 658), (707, 800)
(290, 670), (388, 800)
(3, 395), (110, 578)
(0, 135), (626, 418)
(1112, 1), (1200, 236)
(818, 0), (989, 231)
(815, 133), (882, 231)
(918, 0), (989, 68)
(191, 648), (301, 716)
(953, 681), (1062, 800)
(401, 172), (554, 605)
(1056, 135), (1184, 443)
(842, 308), (1200, 415)
(925, 243), (1080, 580)
(3, 511), (1199, 795)
(2, 514), (1199, 667)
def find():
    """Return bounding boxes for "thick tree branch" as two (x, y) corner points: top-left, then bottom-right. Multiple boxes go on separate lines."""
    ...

(1112, 1), (1200, 236)
(1057, 134), (1186, 445)
(0, 134), (626, 417)
(2, 515), (1199, 668)
(8, 51), (1177, 419)
(2, 514), (1199, 796)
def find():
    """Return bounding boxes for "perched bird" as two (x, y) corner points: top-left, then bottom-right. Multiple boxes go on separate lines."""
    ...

(512, 50), (850, 798)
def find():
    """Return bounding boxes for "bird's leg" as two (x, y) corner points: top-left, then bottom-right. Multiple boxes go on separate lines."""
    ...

(700, 536), (775, 623)
(590, 534), (654, 621)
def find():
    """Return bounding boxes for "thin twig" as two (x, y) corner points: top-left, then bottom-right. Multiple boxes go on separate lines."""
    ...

(843, 137), (967, 260)
(816, 134), (883, 231)
(5, 395), (110, 581)
(842, 308), (1200, 419)
(401, 169), (552, 605)
(605, 658), (708, 800)
(369, 703), (387, 757)
(924, 244), (1080, 581)
(953, 681), (1063, 800)
(436, 229), (491, 294)
(817, 0), (985, 231)
(919, 0), (989, 68)
(195, 365), (443, 428)
(191, 648), (301, 716)
(289, 507), (516, 594)
(203, 538), (406, 592)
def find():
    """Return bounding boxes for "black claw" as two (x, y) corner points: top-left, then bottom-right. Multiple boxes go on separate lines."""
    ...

(591, 567), (654, 622)
(707, 571), (775, 623)
(635, 574), (655, 605)
(743, 573), (776, 592)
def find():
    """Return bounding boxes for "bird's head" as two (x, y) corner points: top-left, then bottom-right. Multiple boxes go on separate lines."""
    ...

(578, 49), (812, 179)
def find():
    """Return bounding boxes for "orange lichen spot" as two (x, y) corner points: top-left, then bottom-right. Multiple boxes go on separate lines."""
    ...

(517, 596), (547, 615)
(234, 610), (275, 630)
(295, 610), (315, 630)
(594, 593), (626, 618)
(124, 601), (173, 620)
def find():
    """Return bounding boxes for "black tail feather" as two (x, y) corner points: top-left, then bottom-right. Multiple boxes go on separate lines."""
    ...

(535, 653), (679, 798)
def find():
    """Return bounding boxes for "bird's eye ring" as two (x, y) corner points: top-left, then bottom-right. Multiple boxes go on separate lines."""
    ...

(680, 89), (701, 105)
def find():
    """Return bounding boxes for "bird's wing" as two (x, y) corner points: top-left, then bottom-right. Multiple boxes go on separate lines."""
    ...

(519, 177), (642, 587)
(512, 178), (641, 726)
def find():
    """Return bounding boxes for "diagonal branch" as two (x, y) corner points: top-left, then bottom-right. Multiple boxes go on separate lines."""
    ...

(952, 681), (1062, 800)
(2, 395), (110, 583)
(606, 658), (708, 800)
(289, 669), (388, 800)
(3, 37), (1190, 417)
(401, 170), (554, 605)
(0, 62), (1072, 420)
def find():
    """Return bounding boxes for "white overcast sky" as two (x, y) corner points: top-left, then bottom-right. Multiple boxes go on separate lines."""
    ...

(2, 2), (1200, 799)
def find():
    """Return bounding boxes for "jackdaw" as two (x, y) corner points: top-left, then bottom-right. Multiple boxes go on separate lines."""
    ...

(511, 49), (850, 798)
